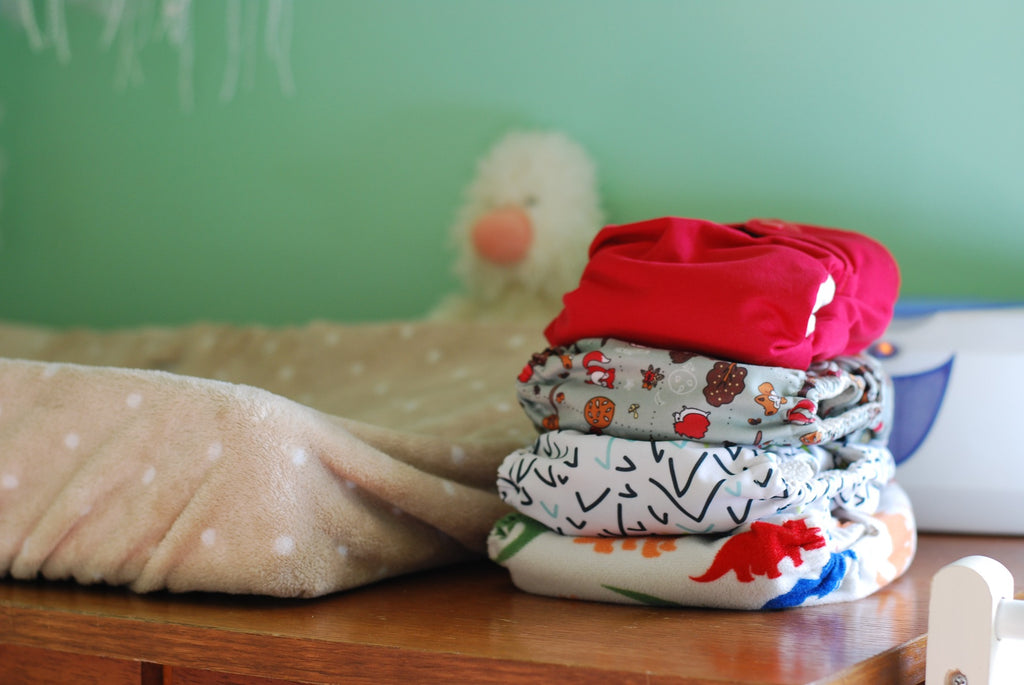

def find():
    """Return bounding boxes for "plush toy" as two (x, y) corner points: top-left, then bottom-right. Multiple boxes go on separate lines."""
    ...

(430, 131), (604, 322)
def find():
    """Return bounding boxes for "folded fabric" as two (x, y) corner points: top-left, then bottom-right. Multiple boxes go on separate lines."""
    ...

(488, 481), (915, 610)
(497, 429), (895, 537)
(517, 339), (891, 448)
(544, 217), (900, 369)
(0, 320), (543, 597)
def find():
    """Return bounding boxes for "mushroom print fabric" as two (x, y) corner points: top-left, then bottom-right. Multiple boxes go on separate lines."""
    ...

(515, 339), (891, 448)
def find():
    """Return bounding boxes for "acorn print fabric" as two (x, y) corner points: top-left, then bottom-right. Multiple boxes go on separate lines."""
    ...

(515, 339), (891, 449)
(487, 217), (916, 610)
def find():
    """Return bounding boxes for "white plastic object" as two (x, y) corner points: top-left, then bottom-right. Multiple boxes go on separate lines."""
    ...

(882, 307), (1024, 536)
(926, 556), (1024, 684)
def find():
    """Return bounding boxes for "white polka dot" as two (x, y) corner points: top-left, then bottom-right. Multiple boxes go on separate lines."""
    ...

(201, 528), (217, 547)
(273, 536), (295, 555)
(426, 349), (442, 364)
(64, 433), (80, 449)
(469, 380), (486, 391)
(399, 324), (415, 339)
(126, 393), (143, 408)
(373, 382), (390, 396)
(451, 367), (469, 380)
(42, 364), (59, 379)
(291, 447), (308, 466)
(349, 362), (365, 376)
(336, 544), (349, 557)
(278, 366), (295, 381)
(401, 400), (420, 412)
(324, 331), (341, 346)
(263, 339), (279, 355)
(142, 466), (157, 485)
(495, 402), (512, 413)
(2, 473), (18, 489)
(507, 335), (526, 349)
(207, 441), (223, 461)
(450, 445), (466, 464)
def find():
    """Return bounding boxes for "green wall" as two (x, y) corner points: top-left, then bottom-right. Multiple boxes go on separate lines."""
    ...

(1, 0), (1021, 328)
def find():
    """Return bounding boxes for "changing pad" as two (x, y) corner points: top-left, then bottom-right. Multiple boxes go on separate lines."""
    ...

(0, 320), (542, 597)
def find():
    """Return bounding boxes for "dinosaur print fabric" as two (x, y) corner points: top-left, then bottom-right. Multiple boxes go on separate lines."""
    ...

(516, 339), (891, 448)
(487, 481), (916, 610)
(496, 430), (895, 537)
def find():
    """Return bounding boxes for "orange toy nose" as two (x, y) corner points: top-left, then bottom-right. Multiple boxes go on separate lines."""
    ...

(470, 207), (534, 265)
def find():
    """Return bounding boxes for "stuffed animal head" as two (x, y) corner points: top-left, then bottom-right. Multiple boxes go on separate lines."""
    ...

(444, 130), (603, 318)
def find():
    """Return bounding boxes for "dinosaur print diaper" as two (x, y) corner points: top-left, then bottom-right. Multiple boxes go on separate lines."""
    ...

(488, 481), (916, 610)
(516, 339), (891, 448)
(497, 430), (895, 537)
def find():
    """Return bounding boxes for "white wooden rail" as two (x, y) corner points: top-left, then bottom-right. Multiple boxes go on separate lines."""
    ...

(927, 556), (1024, 684)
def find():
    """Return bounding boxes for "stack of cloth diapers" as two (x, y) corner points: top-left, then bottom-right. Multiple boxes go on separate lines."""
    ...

(487, 217), (917, 610)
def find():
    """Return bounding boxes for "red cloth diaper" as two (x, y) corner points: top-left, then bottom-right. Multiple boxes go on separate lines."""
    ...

(544, 217), (900, 369)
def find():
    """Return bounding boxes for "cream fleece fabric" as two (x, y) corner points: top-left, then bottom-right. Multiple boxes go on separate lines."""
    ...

(0, 320), (542, 597)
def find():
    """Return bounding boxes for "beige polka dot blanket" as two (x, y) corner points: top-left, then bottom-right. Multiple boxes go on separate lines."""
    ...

(0, 320), (542, 597)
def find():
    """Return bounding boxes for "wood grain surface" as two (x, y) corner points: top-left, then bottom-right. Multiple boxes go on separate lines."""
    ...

(3, 534), (1024, 684)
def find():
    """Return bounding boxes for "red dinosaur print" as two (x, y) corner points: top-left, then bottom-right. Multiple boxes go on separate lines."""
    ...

(690, 519), (826, 583)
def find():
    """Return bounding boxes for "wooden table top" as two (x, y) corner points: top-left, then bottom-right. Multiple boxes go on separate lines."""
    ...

(3, 533), (1024, 684)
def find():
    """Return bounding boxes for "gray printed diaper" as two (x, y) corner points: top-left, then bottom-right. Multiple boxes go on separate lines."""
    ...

(516, 339), (891, 448)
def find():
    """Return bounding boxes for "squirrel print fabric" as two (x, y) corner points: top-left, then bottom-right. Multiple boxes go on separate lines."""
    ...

(516, 339), (891, 448)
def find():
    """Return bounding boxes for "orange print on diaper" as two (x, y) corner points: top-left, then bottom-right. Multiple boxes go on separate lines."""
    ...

(573, 537), (678, 559)
(874, 511), (916, 586)
(583, 396), (615, 433)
